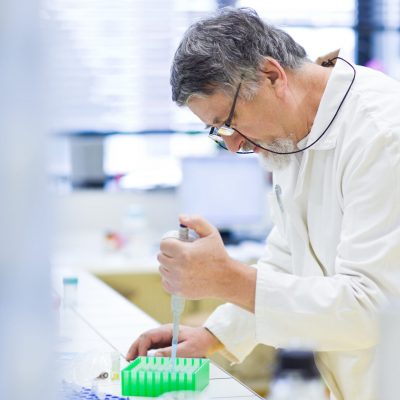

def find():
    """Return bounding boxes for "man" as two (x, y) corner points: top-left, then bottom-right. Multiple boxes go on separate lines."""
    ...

(127, 8), (400, 400)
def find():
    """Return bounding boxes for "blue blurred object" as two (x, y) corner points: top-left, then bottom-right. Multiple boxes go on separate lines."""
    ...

(61, 381), (128, 400)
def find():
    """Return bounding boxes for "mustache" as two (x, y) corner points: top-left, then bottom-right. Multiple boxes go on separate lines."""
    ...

(256, 137), (298, 153)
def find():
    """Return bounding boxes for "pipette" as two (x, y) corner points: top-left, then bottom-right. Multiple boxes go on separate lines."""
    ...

(170, 224), (189, 370)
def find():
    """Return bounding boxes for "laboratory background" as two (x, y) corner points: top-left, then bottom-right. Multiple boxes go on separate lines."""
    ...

(1, 0), (399, 399)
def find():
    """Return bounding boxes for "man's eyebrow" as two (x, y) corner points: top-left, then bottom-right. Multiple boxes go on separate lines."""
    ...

(205, 117), (221, 129)
(213, 111), (236, 126)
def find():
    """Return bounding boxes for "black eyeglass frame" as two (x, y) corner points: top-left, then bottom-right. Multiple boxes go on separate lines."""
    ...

(208, 82), (255, 154)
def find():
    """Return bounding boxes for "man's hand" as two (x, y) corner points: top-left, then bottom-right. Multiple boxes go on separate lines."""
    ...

(126, 324), (223, 361)
(158, 215), (257, 312)
(158, 215), (230, 299)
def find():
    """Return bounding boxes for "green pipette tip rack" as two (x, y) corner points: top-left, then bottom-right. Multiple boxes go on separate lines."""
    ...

(121, 356), (210, 397)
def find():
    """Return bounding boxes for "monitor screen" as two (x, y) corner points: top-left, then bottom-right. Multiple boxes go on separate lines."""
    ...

(178, 155), (267, 232)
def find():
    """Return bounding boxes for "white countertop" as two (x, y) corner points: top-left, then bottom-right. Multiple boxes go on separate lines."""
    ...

(53, 267), (262, 399)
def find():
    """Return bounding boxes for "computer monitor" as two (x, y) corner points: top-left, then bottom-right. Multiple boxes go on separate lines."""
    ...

(178, 155), (268, 243)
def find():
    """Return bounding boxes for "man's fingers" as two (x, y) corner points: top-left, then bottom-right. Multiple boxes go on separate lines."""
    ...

(179, 215), (216, 238)
(154, 341), (197, 358)
(158, 264), (170, 275)
(154, 346), (172, 357)
(160, 276), (175, 294)
(126, 325), (212, 362)
(160, 238), (183, 255)
(126, 327), (174, 360)
(157, 253), (174, 268)
(154, 344), (186, 357)
(137, 334), (153, 356)
(126, 340), (139, 361)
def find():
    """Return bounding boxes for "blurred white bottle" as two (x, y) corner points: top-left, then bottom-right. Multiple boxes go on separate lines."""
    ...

(59, 276), (79, 342)
(267, 349), (327, 400)
(63, 276), (78, 308)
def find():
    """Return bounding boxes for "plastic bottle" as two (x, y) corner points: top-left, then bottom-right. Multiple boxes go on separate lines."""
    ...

(267, 349), (327, 400)
(59, 277), (79, 342)
(63, 276), (78, 308)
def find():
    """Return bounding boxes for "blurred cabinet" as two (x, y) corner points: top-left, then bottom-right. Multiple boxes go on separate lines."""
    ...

(97, 272), (224, 325)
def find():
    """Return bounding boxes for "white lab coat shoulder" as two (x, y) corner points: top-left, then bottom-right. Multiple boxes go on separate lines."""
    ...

(252, 62), (400, 349)
(205, 60), (400, 400)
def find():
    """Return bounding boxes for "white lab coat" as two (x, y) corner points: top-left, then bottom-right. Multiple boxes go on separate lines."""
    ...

(204, 55), (400, 400)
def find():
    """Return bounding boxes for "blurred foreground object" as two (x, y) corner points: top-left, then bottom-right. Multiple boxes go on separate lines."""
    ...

(267, 349), (327, 400)
(377, 300), (400, 400)
(0, 0), (54, 399)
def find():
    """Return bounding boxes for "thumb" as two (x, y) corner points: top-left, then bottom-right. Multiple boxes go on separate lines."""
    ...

(179, 215), (217, 238)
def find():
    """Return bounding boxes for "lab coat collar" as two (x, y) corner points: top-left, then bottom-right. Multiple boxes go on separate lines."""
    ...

(304, 50), (356, 151)
(272, 51), (356, 199)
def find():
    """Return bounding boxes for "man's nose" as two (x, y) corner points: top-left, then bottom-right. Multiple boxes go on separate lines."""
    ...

(223, 132), (244, 153)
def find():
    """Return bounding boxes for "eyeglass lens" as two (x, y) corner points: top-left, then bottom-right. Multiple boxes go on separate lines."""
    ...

(209, 127), (253, 154)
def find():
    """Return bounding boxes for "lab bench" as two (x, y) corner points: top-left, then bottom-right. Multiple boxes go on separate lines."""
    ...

(52, 232), (274, 396)
(53, 268), (263, 399)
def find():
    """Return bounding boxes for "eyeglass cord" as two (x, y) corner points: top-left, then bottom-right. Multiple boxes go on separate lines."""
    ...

(231, 56), (357, 155)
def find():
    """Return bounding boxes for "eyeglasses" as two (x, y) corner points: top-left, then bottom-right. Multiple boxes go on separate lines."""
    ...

(208, 82), (254, 154)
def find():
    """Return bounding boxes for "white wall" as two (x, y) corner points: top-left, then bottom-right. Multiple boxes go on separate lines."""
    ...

(54, 189), (179, 239)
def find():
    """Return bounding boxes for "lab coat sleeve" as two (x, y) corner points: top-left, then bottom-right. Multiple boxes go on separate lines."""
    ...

(255, 131), (400, 351)
(203, 226), (293, 362)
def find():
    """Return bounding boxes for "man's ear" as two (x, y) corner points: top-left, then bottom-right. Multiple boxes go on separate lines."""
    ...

(260, 57), (287, 95)
(266, 70), (279, 85)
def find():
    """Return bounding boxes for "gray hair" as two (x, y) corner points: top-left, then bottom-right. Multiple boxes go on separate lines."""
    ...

(171, 7), (309, 106)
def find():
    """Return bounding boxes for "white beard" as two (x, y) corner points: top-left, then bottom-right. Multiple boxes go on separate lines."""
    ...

(257, 137), (298, 171)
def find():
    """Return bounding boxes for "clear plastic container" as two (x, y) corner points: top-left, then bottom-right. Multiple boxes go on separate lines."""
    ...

(63, 276), (78, 308)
